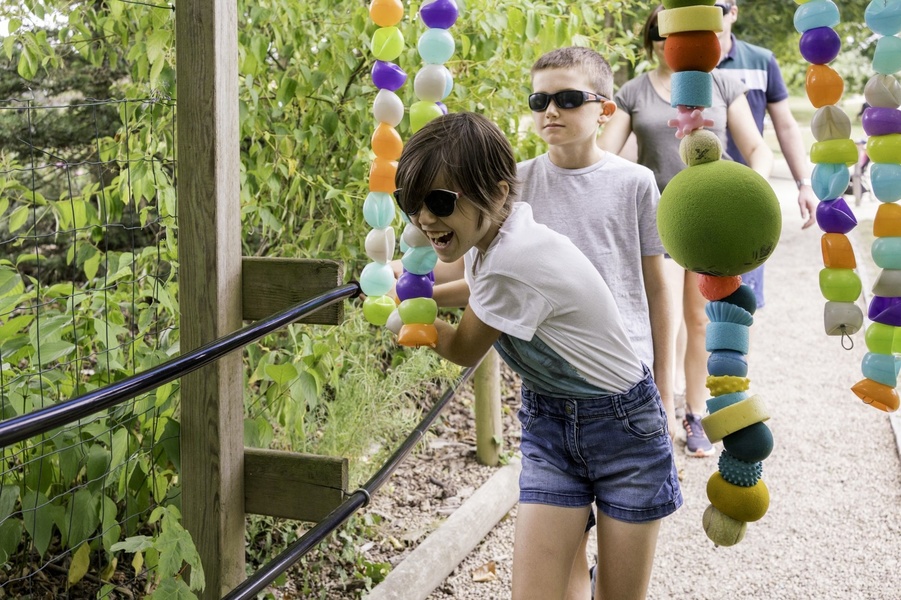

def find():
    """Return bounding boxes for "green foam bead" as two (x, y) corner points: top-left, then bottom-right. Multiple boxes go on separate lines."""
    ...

(410, 100), (443, 133)
(818, 267), (861, 302)
(371, 27), (405, 62)
(866, 321), (895, 354)
(397, 297), (438, 324)
(363, 295), (397, 326)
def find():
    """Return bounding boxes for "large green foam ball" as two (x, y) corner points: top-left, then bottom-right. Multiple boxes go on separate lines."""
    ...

(657, 160), (782, 276)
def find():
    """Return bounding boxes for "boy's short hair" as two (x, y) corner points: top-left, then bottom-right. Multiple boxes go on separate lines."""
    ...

(530, 47), (614, 99)
(395, 112), (518, 227)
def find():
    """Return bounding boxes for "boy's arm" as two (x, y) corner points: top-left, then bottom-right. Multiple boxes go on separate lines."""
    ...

(432, 306), (502, 367)
(642, 254), (678, 438)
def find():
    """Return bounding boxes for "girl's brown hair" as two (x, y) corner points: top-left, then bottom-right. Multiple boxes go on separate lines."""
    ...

(395, 112), (518, 227)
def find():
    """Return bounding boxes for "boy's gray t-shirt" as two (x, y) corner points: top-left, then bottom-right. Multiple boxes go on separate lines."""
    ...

(517, 153), (662, 367)
(614, 69), (746, 192)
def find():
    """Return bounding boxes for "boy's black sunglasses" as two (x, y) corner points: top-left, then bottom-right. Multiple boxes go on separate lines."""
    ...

(714, 3), (732, 14)
(528, 90), (608, 112)
(649, 25), (665, 42)
(394, 188), (459, 218)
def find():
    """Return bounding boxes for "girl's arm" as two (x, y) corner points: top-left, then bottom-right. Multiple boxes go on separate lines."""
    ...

(432, 306), (502, 367)
(727, 93), (774, 179)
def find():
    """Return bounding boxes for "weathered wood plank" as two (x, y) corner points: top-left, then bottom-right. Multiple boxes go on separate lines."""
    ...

(176, 0), (245, 597)
(241, 257), (344, 324)
(244, 448), (349, 522)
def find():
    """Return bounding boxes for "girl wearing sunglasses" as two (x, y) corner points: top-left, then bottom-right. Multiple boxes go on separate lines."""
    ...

(394, 111), (681, 600)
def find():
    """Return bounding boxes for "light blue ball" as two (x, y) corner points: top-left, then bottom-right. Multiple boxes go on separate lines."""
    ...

(871, 163), (901, 202)
(360, 261), (396, 297)
(793, 0), (840, 33)
(865, 0), (901, 36)
(872, 237), (901, 269)
(812, 163), (850, 201)
(401, 245), (438, 275)
(444, 70), (454, 99)
(861, 351), (900, 387)
(873, 35), (901, 75)
(363, 192), (396, 229)
(418, 28), (455, 64)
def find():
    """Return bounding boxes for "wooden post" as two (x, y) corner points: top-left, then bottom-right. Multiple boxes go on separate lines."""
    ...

(176, 0), (244, 597)
(473, 348), (502, 466)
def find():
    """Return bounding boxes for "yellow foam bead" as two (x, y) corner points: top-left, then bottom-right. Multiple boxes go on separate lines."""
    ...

(657, 5), (724, 36)
(707, 473), (770, 522)
(705, 375), (750, 396)
(701, 394), (770, 443)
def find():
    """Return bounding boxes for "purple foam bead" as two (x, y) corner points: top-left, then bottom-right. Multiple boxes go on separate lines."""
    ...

(396, 271), (434, 301)
(372, 60), (407, 91)
(799, 26), (841, 65)
(868, 295), (901, 326)
(816, 197), (858, 234)
(862, 106), (901, 137)
(420, 0), (459, 29)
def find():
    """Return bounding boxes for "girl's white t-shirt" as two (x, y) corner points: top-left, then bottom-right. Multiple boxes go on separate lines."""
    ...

(464, 203), (644, 396)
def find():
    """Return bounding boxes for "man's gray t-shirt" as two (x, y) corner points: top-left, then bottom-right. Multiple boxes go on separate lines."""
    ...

(517, 153), (662, 366)
(614, 69), (746, 192)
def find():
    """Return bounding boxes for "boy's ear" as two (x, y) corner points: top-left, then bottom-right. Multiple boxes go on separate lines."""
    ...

(598, 100), (617, 124)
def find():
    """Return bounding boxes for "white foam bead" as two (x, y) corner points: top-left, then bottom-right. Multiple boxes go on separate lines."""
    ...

(414, 64), (451, 102)
(373, 89), (404, 127)
(365, 227), (396, 264)
(386, 308), (404, 335)
(402, 222), (431, 247)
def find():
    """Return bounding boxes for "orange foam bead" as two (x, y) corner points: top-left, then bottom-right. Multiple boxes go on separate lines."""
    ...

(874, 202), (901, 237)
(372, 122), (403, 160)
(397, 323), (438, 348)
(369, 0), (403, 27)
(851, 378), (900, 412)
(805, 64), (844, 108)
(820, 233), (856, 269)
(698, 274), (742, 301)
(369, 157), (398, 193)
(664, 30), (721, 73)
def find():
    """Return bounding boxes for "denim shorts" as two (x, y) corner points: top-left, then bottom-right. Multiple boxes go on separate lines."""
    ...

(517, 368), (682, 524)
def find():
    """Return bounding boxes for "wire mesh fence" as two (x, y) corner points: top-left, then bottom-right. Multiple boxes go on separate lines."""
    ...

(0, 95), (179, 597)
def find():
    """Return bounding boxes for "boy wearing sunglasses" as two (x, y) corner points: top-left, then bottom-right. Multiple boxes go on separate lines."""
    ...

(395, 111), (680, 600)
(517, 46), (678, 600)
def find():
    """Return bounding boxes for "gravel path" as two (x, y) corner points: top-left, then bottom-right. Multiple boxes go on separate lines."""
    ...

(418, 163), (901, 600)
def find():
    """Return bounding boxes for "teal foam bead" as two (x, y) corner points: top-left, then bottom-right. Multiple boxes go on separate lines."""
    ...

(872, 163), (901, 202)
(360, 261), (396, 297)
(812, 162), (851, 201)
(707, 390), (749, 413)
(722, 422), (774, 462)
(872, 236), (901, 269)
(861, 351), (900, 387)
(363, 192), (396, 229)
(793, 0), (840, 33)
(418, 28), (455, 64)
(874, 35), (901, 75)
(444, 69), (454, 99)
(671, 71), (712, 108)
(705, 321), (750, 354)
(401, 245), (438, 275)
(866, 0), (901, 36)
(718, 450), (763, 487)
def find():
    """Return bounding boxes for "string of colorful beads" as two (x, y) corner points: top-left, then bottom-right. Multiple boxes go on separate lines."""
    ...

(656, 0), (782, 546)
(361, 0), (408, 327)
(393, 0), (460, 348)
(853, 0), (901, 412)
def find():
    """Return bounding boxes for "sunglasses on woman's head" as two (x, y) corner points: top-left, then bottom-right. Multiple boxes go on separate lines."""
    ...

(394, 188), (459, 217)
(714, 3), (732, 14)
(528, 90), (608, 112)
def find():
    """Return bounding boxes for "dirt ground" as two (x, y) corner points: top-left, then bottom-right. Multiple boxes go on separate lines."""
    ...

(284, 161), (901, 599)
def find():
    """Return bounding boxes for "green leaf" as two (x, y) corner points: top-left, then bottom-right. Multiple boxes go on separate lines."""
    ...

(37, 341), (76, 365)
(264, 361), (298, 386)
(8, 204), (30, 233)
(111, 535), (154, 554)
(63, 489), (99, 549)
(0, 487), (19, 520)
(21, 490), (57, 557)
(149, 577), (196, 600)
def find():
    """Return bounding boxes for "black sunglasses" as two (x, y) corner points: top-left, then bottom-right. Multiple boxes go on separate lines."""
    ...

(714, 3), (732, 14)
(649, 25), (665, 42)
(394, 188), (459, 218)
(528, 90), (607, 112)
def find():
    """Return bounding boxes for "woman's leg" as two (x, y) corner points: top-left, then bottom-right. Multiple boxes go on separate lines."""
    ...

(662, 259), (687, 417)
(594, 512), (662, 600)
(513, 503), (593, 600)
(682, 270), (709, 416)
(563, 531), (592, 600)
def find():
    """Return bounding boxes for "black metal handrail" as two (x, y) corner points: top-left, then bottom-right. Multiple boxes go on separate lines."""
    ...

(221, 361), (481, 600)
(0, 283), (360, 448)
